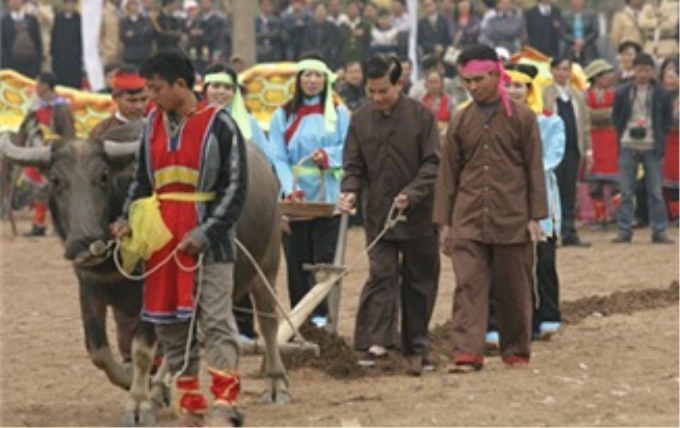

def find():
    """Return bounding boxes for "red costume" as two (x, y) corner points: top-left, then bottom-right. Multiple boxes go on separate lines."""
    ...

(663, 94), (679, 220)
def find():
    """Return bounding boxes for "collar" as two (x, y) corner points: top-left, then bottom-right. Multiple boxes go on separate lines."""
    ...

(10, 11), (25, 20)
(303, 95), (321, 106)
(115, 111), (131, 123)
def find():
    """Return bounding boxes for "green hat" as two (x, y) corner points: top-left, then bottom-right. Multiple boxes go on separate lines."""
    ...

(584, 59), (614, 81)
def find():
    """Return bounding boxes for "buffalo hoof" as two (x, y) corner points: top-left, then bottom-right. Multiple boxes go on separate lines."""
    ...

(120, 405), (157, 427)
(260, 389), (292, 405)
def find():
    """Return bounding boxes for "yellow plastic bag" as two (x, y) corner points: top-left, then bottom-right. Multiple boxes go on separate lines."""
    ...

(119, 194), (173, 273)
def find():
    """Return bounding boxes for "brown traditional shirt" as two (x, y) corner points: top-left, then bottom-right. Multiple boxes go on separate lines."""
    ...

(342, 94), (441, 241)
(433, 100), (548, 244)
(89, 114), (127, 142)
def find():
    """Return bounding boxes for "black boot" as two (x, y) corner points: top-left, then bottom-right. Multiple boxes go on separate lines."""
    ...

(23, 224), (46, 237)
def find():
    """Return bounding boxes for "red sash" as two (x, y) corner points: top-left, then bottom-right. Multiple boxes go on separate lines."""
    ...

(284, 104), (323, 144)
(422, 94), (452, 123)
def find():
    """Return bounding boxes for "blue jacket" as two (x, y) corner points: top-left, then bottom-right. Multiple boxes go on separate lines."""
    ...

(538, 113), (565, 236)
(268, 96), (350, 203)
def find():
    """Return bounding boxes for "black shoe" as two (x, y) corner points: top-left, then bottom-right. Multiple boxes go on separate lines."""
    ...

(612, 234), (632, 243)
(23, 224), (46, 237)
(561, 236), (591, 247)
(652, 235), (674, 244)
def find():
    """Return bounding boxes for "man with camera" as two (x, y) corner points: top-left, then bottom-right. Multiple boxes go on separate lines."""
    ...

(612, 53), (674, 244)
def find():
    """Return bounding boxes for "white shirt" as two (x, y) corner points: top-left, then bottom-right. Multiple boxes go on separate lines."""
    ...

(539, 4), (552, 16)
(10, 11), (25, 21)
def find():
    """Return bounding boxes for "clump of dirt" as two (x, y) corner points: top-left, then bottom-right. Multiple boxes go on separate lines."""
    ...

(562, 281), (679, 324)
(283, 324), (366, 380)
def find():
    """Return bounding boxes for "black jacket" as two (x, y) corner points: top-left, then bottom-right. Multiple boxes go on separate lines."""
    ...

(0, 13), (42, 70)
(255, 14), (284, 62)
(417, 15), (450, 56)
(560, 11), (599, 65)
(119, 15), (155, 66)
(525, 4), (562, 58)
(51, 12), (82, 88)
(613, 81), (673, 158)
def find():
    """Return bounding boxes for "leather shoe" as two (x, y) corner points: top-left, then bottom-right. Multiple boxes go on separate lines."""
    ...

(561, 236), (591, 247)
(611, 234), (632, 243)
(652, 235), (674, 244)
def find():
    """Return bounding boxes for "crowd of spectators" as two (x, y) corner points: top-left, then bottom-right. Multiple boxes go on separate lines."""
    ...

(2, 0), (678, 91)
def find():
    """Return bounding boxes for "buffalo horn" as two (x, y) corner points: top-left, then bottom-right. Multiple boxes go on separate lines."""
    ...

(103, 140), (140, 159)
(0, 133), (51, 166)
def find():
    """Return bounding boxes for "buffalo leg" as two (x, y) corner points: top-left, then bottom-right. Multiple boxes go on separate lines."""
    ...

(121, 321), (160, 427)
(250, 275), (290, 404)
(78, 278), (132, 389)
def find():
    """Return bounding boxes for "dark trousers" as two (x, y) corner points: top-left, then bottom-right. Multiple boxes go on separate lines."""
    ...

(488, 240), (560, 335)
(283, 216), (340, 318)
(353, 236), (440, 356)
(451, 240), (533, 364)
(8, 57), (40, 78)
(555, 150), (581, 240)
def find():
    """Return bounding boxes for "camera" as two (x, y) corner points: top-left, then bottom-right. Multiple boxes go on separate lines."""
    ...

(630, 126), (647, 140)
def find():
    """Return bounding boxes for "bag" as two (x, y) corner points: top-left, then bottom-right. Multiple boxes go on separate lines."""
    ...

(629, 126), (647, 140)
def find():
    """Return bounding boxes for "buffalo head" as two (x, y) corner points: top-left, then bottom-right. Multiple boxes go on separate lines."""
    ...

(0, 122), (143, 268)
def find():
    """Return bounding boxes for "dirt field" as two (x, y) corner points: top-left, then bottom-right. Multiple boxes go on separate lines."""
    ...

(1, 218), (678, 427)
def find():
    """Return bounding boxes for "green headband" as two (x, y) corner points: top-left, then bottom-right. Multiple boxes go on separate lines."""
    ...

(296, 59), (338, 133)
(204, 72), (252, 140)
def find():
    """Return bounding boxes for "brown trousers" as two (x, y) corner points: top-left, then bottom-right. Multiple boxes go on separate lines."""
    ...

(353, 236), (440, 356)
(450, 240), (533, 364)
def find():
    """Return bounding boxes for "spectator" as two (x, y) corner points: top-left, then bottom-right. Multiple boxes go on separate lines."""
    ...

(97, 62), (121, 94)
(525, 0), (562, 59)
(419, 69), (455, 134)
(100, 0), (121, 69)
(1, 0), (43, 78)
(660, 58), (679, 224)
(198, 0), (229, 71)
(267, 55), (350, 328)
(338, 60), (367, 112)
(449, 0), (482, 51)
(326, 0), (348, 27)
(584, 59), (619, 230)
(610, 0), (645, 50)
(255, 0), (284, 62)
(370, 8), (399, 56)
(119, 0), (154, 67)
(229, 54), (246, 74)
(24, 0), (53, 72)
(433, 45), (547, 373)
(614, 40), (642, 85)
(339, 54), (440, 375)
(543, 57), (592, 247)
(300, 3), (340, 68)
(480, 0), (523, 55)
(638, 0), (679, 59)
(391, 0), (411, 34)
(612, 53), (674, 244)
(50, 0), (82, 89)
(560, 0), (599, 66)
(281, 0), (312, 60)
(338, 0), (371, 66)
(363, 1), (379, 27)
(400, 56), (414, 95)
(152, 0), (184, 53)
(417, 0), (450, 59)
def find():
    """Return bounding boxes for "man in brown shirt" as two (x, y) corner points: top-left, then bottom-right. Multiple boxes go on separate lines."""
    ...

(433, 45), (548, 373)
(339, 54), (441, 376)
(89, 64), (148, 142)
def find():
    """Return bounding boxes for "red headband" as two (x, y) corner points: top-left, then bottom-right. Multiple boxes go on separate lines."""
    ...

(113, 72), (146, 90)
(461, 59), (512, 117)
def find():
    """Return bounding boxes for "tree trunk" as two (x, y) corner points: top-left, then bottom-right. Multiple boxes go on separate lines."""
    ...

(231, 0), (256, 67)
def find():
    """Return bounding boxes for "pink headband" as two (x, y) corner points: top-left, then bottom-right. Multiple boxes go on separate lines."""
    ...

(461, 59), (512, 117)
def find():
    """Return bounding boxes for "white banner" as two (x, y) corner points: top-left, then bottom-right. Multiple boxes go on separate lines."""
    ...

(82, 0), (104, 91)
(407, 0), (418, 78)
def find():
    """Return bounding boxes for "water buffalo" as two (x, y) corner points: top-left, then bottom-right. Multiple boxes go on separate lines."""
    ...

(0, 121), (290, 425)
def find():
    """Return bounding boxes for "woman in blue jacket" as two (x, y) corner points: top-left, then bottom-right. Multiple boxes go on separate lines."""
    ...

(268, 55), (350, 327)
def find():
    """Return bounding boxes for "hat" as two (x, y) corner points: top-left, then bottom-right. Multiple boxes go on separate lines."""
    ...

(584, 59), (614, 80)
